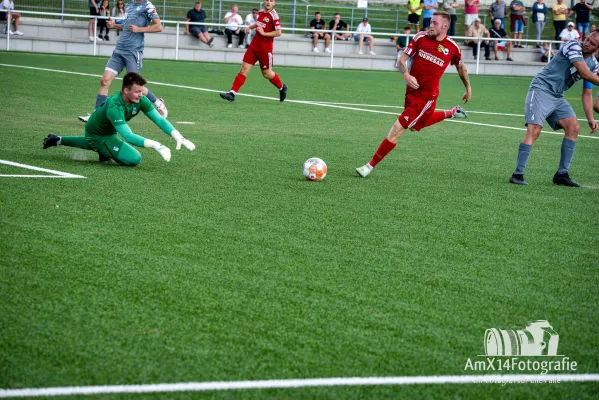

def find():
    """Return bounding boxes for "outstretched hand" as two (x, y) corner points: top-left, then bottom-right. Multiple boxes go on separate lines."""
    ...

(171, 130), (196, 151)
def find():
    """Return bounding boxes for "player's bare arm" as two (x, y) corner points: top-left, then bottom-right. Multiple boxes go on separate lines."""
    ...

(573, 61), (599, 86)
(130, 18), (163, 33)
(398, 52), (419, 89)
(582, 87), (599, 132)
(456, 62), (472, 103)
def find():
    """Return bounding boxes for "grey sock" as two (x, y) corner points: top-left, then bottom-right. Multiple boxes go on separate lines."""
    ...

(145, 90), (157, 103)
(557, 138), (576, 174)
(514, 143), (532, 175)
(95, 94), (108, 109)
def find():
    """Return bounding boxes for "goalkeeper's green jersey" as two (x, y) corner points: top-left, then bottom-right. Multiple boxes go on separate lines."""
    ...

(85, 93), (153, 137)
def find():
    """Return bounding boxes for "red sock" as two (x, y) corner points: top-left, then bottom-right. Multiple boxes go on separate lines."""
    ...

(269, 73), (283, 89)
(422, 111), (450, 128)
(369, 138), (397, 167)
(231, 73), (246, 93)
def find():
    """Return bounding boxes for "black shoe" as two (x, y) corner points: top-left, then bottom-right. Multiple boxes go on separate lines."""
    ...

(509, 173), (528, 185)
(98, 152), (112, 164)
(279, 84), (287, 102)
(553, 172), (580, 187)
(506, 57), (514, 61)
(43, 134), (60, 149)
(220, 91), (235, 102)
(207, 37), (214, 47)
(104, 35), (109, 41)
(485, 56), (491, 60)
(494, 56), (499, 60)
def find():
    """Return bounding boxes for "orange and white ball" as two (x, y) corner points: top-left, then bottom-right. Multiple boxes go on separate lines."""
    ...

(303, 158), (327, 181)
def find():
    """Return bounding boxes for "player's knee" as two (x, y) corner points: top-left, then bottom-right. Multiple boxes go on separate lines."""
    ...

(119, 149), (142, 167)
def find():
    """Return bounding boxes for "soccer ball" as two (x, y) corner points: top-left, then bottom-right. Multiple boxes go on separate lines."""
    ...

(303, 157), (327, 181)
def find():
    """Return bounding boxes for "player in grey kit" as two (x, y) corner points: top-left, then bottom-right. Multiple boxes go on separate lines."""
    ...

(79, 0), (168, 123)
(510, 33), (599, 187)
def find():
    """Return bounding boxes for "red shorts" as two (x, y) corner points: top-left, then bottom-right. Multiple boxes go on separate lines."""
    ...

(398, 94), (437, 132)
(242, 45), (274, 70)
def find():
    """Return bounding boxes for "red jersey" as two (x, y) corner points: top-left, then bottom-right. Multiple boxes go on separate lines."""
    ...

(249, 8), (281, 51)
(403, 31), (462, 98)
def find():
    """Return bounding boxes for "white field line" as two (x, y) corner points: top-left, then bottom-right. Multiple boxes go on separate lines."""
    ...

(0, 160), (86, 179)
(0, 374), (597, 398)
(1, 63), (598, 139)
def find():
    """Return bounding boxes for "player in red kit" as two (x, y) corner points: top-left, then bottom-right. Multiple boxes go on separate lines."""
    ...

(220, 0), (287, 102)
(356, 12), (472, 178)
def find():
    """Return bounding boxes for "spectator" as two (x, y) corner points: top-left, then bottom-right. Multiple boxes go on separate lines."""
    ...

(395, 26), (413, 68)
(407, 0), (423, 31)
(569, 0), (592, 40)
(539, 42), (555, 62)
(329, 13), (350, 40)
(465, 0), (480, 35)
(244, 8), (258, 47)
(87, 0), (101, 41)
(553, 0), (568, 48)
(509, 0), (525, 47)
(1, 0), (23, 35)
(532, 0), (547, 48)
(111, 0), (126, 37)
(309, 11), (331, 53)
(490, 18), (514, 61)
(224, 4), (245, 48)
(591, 24), (597, 32)
(489, 0), (508, 29)
(466, 18), (491, 60)
(186, 2), (213, 47)
(440, 0), (459, 36)
(422, 0), (438, 30)
(560, 21), (580, 44)
(97, 0), (110, 41)
(355, 17), (376, 55)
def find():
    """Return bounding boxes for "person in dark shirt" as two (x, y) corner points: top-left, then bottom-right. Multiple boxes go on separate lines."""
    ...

(569, 0), (592, 39)
(329, 13), (351, 40)
(185, 1), (213, 47)
(309, 11), (331, 52)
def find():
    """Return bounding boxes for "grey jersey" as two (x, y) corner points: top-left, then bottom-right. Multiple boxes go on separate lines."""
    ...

(530, 40), (599, 96)
(116, 0), (159, 52)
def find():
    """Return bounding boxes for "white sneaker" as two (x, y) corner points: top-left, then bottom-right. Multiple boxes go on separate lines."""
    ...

(89, 35), (94, 41)
(324, 47), (331, 53)
(369, 51), (376, 55)
(358, 50), (363, 55)
(7, 29), (13, 35)
(154, 98), (168, 118)
(97, 36), (103, 41)
(227, 44), (232, 48)
(13, 30), (23, 36)
(356, 164), (373, 177)
(78, 113), (91, 123)
(313, 47), (319, 52)
(238, 44), (245, 49)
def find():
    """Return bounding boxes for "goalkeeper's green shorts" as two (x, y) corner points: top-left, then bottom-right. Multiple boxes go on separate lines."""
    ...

(85, 133), (142, 166)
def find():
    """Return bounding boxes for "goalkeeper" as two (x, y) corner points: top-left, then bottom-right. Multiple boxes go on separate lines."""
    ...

(43, 72), (195, 166)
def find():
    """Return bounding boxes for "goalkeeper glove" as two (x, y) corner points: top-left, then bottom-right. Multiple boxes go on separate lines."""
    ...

(144, 139), (171, 162)
(171, 130), (196, 151)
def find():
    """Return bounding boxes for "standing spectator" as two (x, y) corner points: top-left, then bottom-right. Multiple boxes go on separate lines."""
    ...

(1, 0), (23, 35)
(407, 0), (423, 31)
(464, 0), (480, 35)
(509, 0), (525, 47)
(224, 4), (245, 48)
(355, 17), (376, 55)
(532, 0), (547, 48)
(441, 0), (458, 36)
(186, 2), (213, 47)
(422, 0), (438, 30)
(490, 18), (514, 60)
(309, 11), (331, 52)
(329, 13), (351, 40)
(569, 0), (592, 40)
(395, 26), (413, 68)
(87, 0), (101, 41)
(560, 21), (580, 44)
(539, 42), (555, 61)
(553, 0), (568, 47)
(111, 0), (126, 36)
(489, 0), (508, 29)
(97, 0), (110, 41)
(466, 18), (491, 60)
(245, 8), (258, 47)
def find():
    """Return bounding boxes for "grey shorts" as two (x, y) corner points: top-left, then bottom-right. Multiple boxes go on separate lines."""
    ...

(190, 26), (207, 36)
(524, 88), (576, 131)
(105, 48), (144, 75)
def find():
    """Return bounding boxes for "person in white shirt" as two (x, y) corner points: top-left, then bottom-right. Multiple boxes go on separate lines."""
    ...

(559, 21), (580, 47)
(244, 8), (258, 47)
(1, 0), (23, 35)
(224, 4), (245, 48)
(354, 18), (375, 55)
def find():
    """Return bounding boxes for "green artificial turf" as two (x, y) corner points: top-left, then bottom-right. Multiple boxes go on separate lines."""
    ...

(0, 51), (598, 399)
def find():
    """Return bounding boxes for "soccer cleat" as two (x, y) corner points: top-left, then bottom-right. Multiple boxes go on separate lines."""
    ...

(98, 152), (112, 164)
(78, 113), (91, 123)
(451, 106), (468, 119)
(356, 164), (372, 178)
(509, 173), (528, 185)
(220, 91), (235, 102)
(43, 134), (60, 149)
(553, 172), (580, 187)
(154, 98), (168, 118)
(279, 84), (288, 102)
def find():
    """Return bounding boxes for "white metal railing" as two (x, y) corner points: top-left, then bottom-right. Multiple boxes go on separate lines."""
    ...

(3, 10), (565, 74)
